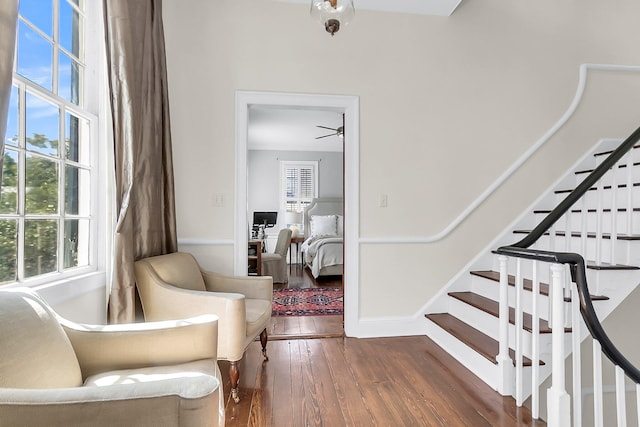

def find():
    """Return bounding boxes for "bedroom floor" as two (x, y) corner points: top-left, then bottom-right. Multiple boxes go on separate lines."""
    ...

(269, 263), (344, 340)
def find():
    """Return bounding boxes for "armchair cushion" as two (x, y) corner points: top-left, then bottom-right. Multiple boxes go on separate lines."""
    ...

(0, 288), (82, 389)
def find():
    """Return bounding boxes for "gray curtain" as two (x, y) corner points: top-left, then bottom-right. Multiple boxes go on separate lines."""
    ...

(0, 0), (19, 178)
(103, 0), (177, 323)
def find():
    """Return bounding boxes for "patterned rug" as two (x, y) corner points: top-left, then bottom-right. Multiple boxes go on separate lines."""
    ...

(272, 287), (343, 316)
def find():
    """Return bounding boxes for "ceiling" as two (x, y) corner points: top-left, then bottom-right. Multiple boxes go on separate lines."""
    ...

(274, 0), (462, 17)
(248, 106), (344, 152)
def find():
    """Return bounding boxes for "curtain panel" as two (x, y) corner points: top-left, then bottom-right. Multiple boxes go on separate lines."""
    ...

(0, 0), (19, 180)
(103, 0), (177, 323)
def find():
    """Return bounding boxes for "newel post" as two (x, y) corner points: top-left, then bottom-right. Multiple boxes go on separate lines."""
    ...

(497, 255), (514, 395)
(547, 263), (571, 427)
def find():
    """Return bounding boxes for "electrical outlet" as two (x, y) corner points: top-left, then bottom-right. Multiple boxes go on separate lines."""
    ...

(379, 194), (388, 208)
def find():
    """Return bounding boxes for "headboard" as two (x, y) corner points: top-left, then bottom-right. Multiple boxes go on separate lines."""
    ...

(303, 197), (344, 239)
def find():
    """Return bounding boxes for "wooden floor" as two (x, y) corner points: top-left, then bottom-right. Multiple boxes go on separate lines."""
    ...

(269, 263), (344, 340)
(220, 335), (544, 426)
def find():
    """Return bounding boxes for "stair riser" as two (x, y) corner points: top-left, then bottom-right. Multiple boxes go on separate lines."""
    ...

(447, 297), (553, 358)
(424, 319), (502, 391)
(525, 235), (638, 265)
(554, 187), (640, 210)
(533, 212), (640, 235)
(470, 276), (552, 320)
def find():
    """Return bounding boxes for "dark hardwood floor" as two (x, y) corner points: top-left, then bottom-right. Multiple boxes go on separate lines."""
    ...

(269, 263), (344, 340)
(220, 336), (544, 426)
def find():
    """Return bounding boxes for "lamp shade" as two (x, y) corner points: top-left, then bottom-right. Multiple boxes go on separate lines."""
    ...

(310, 0), (355, 35)
(285, 211), (303, 225)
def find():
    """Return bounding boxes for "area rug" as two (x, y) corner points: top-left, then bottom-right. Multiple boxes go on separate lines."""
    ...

(272, 287), (343, 316)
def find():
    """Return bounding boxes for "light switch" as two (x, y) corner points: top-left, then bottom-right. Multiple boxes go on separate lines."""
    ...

(379, 194), (388, 208)
(212, 193), (225, 207)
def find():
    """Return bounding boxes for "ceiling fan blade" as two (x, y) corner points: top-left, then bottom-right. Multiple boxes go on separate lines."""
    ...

(316, 125), (338, 131)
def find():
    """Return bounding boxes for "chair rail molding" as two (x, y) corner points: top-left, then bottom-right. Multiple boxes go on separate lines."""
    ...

(359, 63), (640, 245)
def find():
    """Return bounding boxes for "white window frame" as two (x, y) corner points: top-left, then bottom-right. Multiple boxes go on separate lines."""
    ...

(280, 160), (319, 226)
(1, 0), (107, 290)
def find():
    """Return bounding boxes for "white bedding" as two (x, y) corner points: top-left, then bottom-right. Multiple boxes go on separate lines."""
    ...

(302, 235), (343, 278)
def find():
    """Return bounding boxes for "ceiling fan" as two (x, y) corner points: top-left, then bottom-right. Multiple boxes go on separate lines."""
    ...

(315, 125), (344, 139)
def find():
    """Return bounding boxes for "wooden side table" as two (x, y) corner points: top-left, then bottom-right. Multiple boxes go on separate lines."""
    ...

(248, 239), (263, 275)
(289, 236), (305, 265)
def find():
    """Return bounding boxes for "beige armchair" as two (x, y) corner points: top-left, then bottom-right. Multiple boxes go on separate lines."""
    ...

(262, 228), (292, 283)
(134, 252), (272, 404)
(0, 287), (223, 427)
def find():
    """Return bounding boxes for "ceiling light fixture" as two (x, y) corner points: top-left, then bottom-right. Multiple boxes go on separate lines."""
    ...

(310, 0), (355, 36)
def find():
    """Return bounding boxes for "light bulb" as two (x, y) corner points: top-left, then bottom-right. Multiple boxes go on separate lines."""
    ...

(310, 0), (355, 36)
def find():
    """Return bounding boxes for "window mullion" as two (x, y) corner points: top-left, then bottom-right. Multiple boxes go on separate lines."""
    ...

(16, 84), (26, 282)
(52, 0), (60, 96)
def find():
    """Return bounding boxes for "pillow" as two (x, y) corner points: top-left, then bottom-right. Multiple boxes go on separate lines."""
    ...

(337, 215), (344, 236)
(310, 215), (338, 237)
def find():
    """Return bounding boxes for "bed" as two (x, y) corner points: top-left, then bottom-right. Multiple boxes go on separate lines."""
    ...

(301, 197), (344, 278)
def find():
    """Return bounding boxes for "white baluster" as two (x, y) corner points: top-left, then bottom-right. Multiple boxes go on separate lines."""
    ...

(547, 263), (571, 427)
(497, 255), (513, 396)
(581, 195), (588, 258)
(571, 282), (582, 427)
(626, 153), (634, 265)
(515, 258), (524, 406)
(615, 366), (627, 427)
(532, 260), (540, 419)
(636, 383), (640, 427)
(611, 164), (618, 265)
(596, 178), (604, 265)
(594, 340), (604, 427)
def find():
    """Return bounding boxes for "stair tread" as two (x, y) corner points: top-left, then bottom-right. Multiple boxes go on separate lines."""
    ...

(555, 182), (640, 194)
(425, 313), (544, 366)
(534, 208), (640, 214)
(575, 160), (640, 175)
(513, 229), (640, 241)
(470, 270), (609, 301)
(449, 291), (562, 333)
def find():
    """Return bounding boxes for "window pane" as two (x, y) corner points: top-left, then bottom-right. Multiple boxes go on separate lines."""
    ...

(59, 0), (82, 58)
(19, 1), (53, 37)
(26, 154), (58, 214)
(26, 93), (59, 156)
(65, 166), (89, 215)
(58, 52), (82, 105)
(0, 220), (18, 283)
(65, 113), (89, 164)
(24, 219), (58, 278)
(64, 218), (88, 268)
(0, 150), (19, 214)
(17, 21), (53, 91)
(5, 86), (18, 147)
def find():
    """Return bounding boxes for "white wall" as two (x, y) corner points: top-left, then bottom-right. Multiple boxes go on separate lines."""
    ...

(248, 149), (343, 231)
(163, 0), (640, 328)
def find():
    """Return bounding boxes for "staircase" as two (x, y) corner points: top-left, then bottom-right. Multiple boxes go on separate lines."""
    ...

(423, 134), (640, 420)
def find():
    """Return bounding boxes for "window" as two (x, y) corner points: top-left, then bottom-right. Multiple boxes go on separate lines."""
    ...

(281, 161), (318, 228)
(0, 0), (98, 285)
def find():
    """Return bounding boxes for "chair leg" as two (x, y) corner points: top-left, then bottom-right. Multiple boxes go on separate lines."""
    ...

(229, 361), (240, 404)
(260, 328), (269, 361)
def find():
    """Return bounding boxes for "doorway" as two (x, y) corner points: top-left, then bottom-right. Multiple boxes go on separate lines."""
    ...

(235, 91), (359, 338)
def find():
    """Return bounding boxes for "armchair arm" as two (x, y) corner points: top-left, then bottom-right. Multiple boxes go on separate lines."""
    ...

(60, 314), (218, 378)
(0, 363), (221, 427)
(201, 270), (273, 301)
(136, 274), (248, 361)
